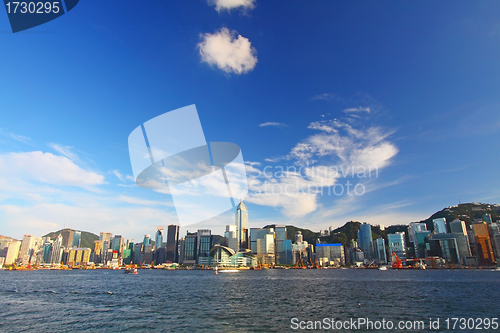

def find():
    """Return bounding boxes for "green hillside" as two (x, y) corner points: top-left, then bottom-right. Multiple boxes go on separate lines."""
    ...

(43, 229), (99, 249)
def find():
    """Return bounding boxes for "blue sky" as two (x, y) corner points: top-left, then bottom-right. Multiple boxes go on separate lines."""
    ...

(1, 0), (500, 240)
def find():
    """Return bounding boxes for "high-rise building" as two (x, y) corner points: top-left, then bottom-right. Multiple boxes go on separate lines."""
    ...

(4, 240), (21, 265)
(483, 214), (492, 224)
(274, 225), (292, 265)
(50, 235), (63, 264)
(71, 231), (82, 248)
(357, 223), (374, 259)
(197, 229), (212, 266)
(155, 227), (164, 250)
(388, 232), (406, 259)
(67, 248), (91, 265)
(236, 199), (248, 250)
(166, 225), (180, 263)
(183, 233), (197, 265)
(414, 230), (430, 258)
(494, 234), (500, 263)
(408, 222), (427, 244)
(450, 219), (468, 235)
(472, 222), (494, 265)
(61, 229), (74, 248)
(18, 235), (41, 265)
(316, 243), (345, 266)
(225, 225), (238, 252)
(433, 218), (447, 234)
(143, 235), (151, 249)
(111, 235), (123, 254)
(374, 237), (387, 264)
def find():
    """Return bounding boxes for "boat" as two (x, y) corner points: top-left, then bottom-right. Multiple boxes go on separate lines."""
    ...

(378, 266), (388, 271)
(214, 266), (218, 275)
(218, 269), (239, 273)
(492, 267), (500, 271)
(124, 267), (138, 274)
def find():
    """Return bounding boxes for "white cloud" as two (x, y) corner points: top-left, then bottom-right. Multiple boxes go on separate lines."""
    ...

(244, 116), (398, 218)
(310, 93), (342, 101)
(198, 27), (257, 74)
(0, 151), (104, 187)
(48, 143), (81, 163)
(208, 0), (255, 12)
(259, 122), (287, 128)
(0, 128), (34, 146)
(343, 106), (371, 113)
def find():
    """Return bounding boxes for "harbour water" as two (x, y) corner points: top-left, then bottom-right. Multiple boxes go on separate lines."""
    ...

(1, 269), (499, 332)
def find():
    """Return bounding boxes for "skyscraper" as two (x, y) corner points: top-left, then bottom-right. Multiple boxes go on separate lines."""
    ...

(374, 237), (387, 264)
(61, 229), (74, 248)
(197, 229), (212, 266)
(225, 225), (238, 252)
(155, 227), (164, 250)
(357, 223), (374, 260)
(388, 232), (406, 259)
(433, 218), (447, 234)
(236, 199), (248, 250)
(166, 225), (179, 263)
(71, 231), (82, 248)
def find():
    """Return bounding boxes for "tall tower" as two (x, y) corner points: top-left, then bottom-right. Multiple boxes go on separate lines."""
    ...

(155, 227), (164, 249)
(236, 199), (248, 250)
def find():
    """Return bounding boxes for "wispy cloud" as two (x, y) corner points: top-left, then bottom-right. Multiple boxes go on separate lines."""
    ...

(48, 143), (81, 164)
(343, 106), (371, 113)
(259, 122), (287, 128)
(198, 27), (257, 75)
(0, 128), (34, 146)
(310, 93), (342, 101)
(208, 0), (255, 13)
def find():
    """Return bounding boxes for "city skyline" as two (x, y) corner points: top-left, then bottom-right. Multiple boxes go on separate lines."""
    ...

(2, 2), (500, 242)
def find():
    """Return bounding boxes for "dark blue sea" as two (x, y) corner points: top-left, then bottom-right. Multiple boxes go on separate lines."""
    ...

(1, 269), (499, 332)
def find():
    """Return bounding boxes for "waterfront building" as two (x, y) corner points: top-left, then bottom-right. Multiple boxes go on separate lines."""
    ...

(61, 229), (74, 248)
(71, 231), (82, 248)
(166, 225), (179, 263)
(357, 223), (374, 260)
(41, 241), (52, 263)
(388, 232), (406, 259)
(428, 233), (460, 263)
(4, 240), (21, 265)
(99, 232), (113, 245)
(483, 214), (492, 224)
(433, 218), (447, 234)
(408, 222), (427, 246)
(208, 245), (235, 267)
(155, 227), (164, 251)
(197, 229), (212, 266)
(274, 225), (292, 265)
(414, 230), (430, 259)
(49, 234), (63, 264)
(225, 225), (238, 252)
(236, 199), (249, 250)
(315, 243), (345, 266)
(178, 238), (185, 264)
(18, 235), (41, 265)
(473, 222), (495, 265)
(143, 235), (151, 249)
(133, 243), (142, 264)
(257, 230), (275, 265)
(67, 248), (91, 265)
(183, 232), (198, 265)
(111, 235), (123, 254)
(249, 228), (268, 254)
(292, 231), (310, 265)
(230, 249), (257, 267)
(450, 219), (468, 235)
(143, 244), (153, 264)
(374, 237), (387, 264)
(494, 234), (500, 263)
